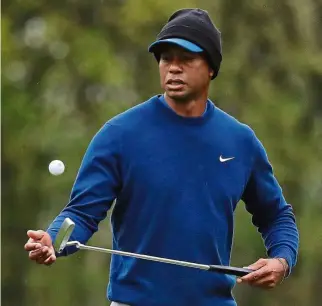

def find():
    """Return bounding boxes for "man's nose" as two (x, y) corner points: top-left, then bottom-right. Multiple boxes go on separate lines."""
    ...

(169, 57), (183, 73)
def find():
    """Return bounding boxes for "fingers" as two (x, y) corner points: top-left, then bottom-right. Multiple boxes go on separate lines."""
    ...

(29, 246), (47, 260)
(27, 230), (45, 240)
(25, 230), (46, 251)
(24, 240), (43, 251)
(25, 229), (56, 266)
(44, 254), (56, 266)
(237, 258), (269, 284)
(249, 274), (277, 289)
(36, 253), (50, 265)
(246, 258), (267, 271)
(239, 266), (270, 284)
(29, 246), (56, 265)
(237, 258), (286, 289)
(238, 258), (267, 280)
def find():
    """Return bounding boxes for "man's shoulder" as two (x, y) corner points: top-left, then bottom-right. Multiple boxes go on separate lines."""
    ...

(107, 95), (159, 127)
(214, 105), (263, 162)
(91, 96), (159, 146)
(214, 105), (255, 138)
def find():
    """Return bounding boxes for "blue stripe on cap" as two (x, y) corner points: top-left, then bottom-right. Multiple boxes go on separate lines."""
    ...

(148, 38), (203, 53)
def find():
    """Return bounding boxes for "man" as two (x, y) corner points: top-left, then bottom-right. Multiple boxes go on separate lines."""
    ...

(25, 8), (299, 306)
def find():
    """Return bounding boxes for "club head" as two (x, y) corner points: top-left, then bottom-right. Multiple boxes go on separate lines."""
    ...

(53, 218), (75, 253)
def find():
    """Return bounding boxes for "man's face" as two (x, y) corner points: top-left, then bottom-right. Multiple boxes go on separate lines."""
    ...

(158, 45), (213, 102)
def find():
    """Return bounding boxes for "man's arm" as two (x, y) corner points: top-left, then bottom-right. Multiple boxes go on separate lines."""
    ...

(46, 122), (123, 256)
(240, 132), (299, 286)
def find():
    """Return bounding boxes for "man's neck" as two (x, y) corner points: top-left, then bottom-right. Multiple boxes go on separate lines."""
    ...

(164, 93), (208, 117)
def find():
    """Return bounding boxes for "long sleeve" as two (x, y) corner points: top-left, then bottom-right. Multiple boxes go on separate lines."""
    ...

(46, 122), (123, 256)
(241, 133), (299, 276)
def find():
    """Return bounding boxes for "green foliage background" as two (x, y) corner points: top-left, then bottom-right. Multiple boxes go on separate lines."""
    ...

(2, 1), (322, 305)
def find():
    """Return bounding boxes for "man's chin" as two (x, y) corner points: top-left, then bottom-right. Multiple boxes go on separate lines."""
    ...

(166, 91), (190, 103)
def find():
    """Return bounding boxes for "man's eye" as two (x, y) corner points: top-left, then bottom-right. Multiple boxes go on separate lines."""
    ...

(161, 54), (171, 61)
(182, 55), (194, 61)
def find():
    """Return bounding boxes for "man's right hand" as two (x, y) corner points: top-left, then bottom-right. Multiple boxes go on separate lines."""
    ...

(24, 230), (56, 266)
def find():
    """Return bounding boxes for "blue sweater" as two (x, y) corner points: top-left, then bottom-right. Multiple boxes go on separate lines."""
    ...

(47, 94), (299, 306)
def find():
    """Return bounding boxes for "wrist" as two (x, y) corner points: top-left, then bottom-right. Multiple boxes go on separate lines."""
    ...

(276, 258), (289, 281)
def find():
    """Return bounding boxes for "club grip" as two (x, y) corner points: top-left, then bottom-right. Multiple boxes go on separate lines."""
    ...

(208, 265), (254, 277)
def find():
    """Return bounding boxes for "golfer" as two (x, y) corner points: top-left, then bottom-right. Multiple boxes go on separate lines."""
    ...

(25, 8), (299, 306)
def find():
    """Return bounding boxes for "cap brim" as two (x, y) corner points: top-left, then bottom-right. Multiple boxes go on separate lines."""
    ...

(148, 38), (203, 53)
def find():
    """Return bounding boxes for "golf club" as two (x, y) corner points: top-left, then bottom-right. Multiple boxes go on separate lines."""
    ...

(54, 218), (254, 277)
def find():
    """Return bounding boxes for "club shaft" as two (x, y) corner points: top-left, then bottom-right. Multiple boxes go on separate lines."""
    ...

(66, 241), (209, 270)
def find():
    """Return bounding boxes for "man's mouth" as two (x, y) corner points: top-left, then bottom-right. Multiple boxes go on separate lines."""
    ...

(166, 79), (186, 90)
(166, 79), (185, 85)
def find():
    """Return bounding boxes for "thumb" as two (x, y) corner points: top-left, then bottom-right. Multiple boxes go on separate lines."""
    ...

(244, 258), (267, 271)
(27, 230), (45, 240)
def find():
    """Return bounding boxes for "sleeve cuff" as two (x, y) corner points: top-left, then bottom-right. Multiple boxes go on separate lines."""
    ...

(269, 248), (294, 277)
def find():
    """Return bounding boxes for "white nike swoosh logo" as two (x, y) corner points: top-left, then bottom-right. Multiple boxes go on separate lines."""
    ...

(219, 155), (235, 162)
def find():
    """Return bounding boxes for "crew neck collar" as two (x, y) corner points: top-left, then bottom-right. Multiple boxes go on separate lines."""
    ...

(155, 94), (215, 125)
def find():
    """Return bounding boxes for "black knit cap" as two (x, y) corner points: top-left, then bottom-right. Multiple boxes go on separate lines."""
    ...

(148, 8), (222, 79)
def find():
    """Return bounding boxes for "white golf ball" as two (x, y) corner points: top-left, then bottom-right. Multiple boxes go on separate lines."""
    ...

(48, 160), (65, 176)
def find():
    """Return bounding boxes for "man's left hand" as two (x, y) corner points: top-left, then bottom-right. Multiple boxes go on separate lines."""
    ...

(237, 258), (288, 289)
